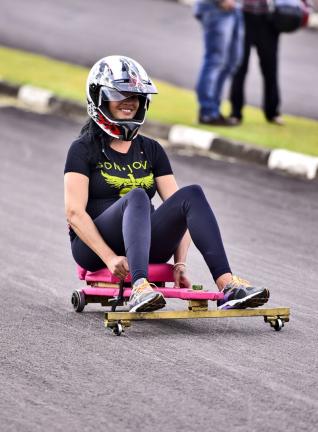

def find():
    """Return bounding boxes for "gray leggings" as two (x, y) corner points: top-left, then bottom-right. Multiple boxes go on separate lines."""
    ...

(71, 185), (231, 284)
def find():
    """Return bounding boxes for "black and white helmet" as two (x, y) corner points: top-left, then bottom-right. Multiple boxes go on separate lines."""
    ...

(86, 55), (157, 141)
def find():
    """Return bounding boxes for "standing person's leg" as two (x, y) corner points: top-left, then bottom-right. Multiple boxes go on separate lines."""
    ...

(195, 4), (238, 122)
(254, 16), (280, 121)
(214, 8), (245, 115)
(230, 12), (253, 121)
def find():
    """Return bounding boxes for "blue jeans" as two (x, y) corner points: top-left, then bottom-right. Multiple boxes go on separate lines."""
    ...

(194, 3), (244, 118)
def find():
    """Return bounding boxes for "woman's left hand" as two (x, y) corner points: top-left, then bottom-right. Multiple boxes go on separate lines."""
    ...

(173, 264), (191, 288)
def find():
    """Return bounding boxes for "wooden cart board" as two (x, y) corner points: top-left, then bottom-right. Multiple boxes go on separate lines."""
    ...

(104, 307), (290, 335)
(72, 263), (290, 336)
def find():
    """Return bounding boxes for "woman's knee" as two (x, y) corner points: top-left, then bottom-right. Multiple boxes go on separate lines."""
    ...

(125, 187), (148, 199)
(178, 184), (205, 199)
(124, 187), (150, 207)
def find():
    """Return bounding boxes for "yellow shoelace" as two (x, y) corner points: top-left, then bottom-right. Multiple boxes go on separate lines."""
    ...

(132, 280), (155, 295)
(230, 275), (251, 289)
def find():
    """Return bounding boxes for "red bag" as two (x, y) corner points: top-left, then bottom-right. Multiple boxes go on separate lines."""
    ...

(300, 0), (310, 27)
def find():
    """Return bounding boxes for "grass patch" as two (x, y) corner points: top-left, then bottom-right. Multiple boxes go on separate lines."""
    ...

(1, 45), (317, 156)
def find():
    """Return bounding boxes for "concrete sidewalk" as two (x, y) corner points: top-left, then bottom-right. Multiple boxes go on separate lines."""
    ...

(1, 79), (317, 180)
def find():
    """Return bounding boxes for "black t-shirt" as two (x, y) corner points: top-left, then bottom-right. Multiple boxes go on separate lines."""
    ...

(64, 132), (173, 240)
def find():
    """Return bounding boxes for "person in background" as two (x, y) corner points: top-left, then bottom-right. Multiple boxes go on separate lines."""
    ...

(229, 0), (283, 125)
(194, 0), (244, 126)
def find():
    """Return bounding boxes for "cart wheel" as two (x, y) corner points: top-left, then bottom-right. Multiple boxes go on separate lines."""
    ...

(71, 290), (85, 313)
(274, 318), (283, 331)
(112, 322), (123, 336)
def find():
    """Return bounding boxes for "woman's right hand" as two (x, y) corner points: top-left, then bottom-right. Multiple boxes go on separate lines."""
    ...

(219, 0), (235, 11)
(106, 255), (129, 280)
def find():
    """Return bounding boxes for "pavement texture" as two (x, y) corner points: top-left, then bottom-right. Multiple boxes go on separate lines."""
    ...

(1, 0), (318, 119)
(0, 105), (318, 432)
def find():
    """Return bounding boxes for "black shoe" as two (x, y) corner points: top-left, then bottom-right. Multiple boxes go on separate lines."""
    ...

(199, 114), (237, 127)
(217, 276), (270, 310)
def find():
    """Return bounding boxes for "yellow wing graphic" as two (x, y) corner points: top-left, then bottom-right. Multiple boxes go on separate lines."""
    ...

(135, 172), (154, 189)
(100, 170), (130, 189)
(101, 170), (154, 190)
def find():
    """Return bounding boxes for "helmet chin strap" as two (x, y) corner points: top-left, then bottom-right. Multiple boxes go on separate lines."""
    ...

(120, 123), (140, 141)
(98, 100), (144, 141)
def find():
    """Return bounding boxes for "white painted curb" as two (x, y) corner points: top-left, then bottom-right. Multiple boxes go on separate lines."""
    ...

(268, 149), (318, 180)
(168, 125), (218, 150)
(178, 0), (195, 5)
(308, 13), (318, 30)
(18, 85), (53, 110)
(1, 79), (317, 180)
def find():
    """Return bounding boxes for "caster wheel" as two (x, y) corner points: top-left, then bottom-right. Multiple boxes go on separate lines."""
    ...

(274, 318), (283, 331)
(112, 322), (123, 336)
(71, 290), (85, 312)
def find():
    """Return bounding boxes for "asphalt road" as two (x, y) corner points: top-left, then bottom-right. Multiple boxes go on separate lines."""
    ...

(1, 0), (318, 119)
(0, 105), (317, 431)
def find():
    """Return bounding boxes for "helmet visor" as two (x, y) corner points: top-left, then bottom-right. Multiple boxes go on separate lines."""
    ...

(100, 87), (148, 103)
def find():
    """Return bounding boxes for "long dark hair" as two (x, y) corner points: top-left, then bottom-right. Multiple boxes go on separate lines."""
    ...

(79, 118), (150, 166)
(79, 118), (103, 139)
(79, 118), (112, 163)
